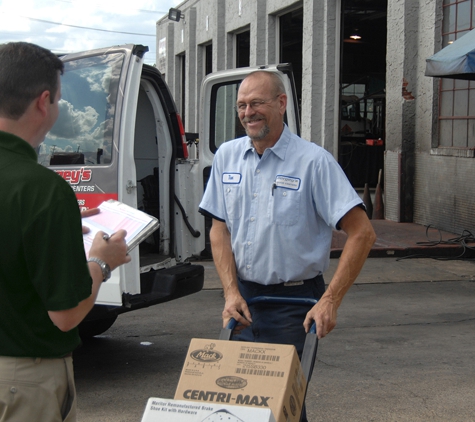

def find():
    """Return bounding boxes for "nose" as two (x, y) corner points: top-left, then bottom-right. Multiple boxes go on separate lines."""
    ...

(243, 104), (256, 117)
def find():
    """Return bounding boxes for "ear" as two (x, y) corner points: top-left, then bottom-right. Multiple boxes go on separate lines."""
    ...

(278, 93), (287, 116)
(36, 90), (51, 117)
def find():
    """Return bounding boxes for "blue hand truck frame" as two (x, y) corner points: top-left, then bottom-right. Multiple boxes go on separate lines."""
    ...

(219, 296), (319, 422)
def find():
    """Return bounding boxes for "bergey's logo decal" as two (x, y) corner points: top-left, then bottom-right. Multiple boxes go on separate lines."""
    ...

(55, 168), (92, 185)
(190, 343), (223, 362)
(216, 376), (247, 389)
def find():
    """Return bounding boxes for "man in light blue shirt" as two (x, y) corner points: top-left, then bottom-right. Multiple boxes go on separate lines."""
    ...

(201, 123), (364, 285)
(199, 71), (375, 390)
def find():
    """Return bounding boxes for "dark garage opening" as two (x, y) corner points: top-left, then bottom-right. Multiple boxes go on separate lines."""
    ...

(339, 0), (388, 188)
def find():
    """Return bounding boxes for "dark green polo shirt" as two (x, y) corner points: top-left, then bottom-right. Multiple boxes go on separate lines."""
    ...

(0, 131), (92, 357)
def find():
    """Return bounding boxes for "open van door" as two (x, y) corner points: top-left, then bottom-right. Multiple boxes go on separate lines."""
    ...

(196, 64), (300, 253)
(40, 44), (204, 337)
(40, 45), (147, 306)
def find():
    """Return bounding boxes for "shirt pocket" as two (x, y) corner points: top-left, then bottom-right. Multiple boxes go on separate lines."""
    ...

(224, 185), (242, 220)
(270, 189), (300, 226)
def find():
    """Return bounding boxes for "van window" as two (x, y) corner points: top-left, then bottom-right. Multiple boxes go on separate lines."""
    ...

(38, 53), (125, 167)
(210, 81), (245, 152)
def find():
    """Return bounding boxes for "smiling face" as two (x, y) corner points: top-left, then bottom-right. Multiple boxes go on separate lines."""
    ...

(236, 72), (287, 153)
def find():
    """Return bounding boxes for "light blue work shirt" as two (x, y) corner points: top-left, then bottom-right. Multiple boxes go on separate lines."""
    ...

(199, 124), (363, 285)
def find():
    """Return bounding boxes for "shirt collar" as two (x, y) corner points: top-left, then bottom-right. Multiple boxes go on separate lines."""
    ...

(242, 123), (291, 161)
(0, 130), (37, 162)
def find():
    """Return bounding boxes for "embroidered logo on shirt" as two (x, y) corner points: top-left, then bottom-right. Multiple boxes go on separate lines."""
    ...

(222, 173), (242, 184)
(275, 175), (300, 190)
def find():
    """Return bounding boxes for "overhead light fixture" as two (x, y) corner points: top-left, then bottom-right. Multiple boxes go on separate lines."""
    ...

(350, 32), (361, 40)
(168, 8), (184, 22)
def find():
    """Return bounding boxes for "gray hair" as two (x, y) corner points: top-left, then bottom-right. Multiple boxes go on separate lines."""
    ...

(244, 71), (286, 96)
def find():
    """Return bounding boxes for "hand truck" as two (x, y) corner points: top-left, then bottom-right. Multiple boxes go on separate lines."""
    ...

(219, 296), (319, 422)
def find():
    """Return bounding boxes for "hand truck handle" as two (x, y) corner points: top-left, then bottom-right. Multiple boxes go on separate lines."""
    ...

(218, 295), (318, 379)
(221, 295), (318, 331)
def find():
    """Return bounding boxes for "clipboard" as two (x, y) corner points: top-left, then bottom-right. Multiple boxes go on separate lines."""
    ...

(82, 199), (159, 257)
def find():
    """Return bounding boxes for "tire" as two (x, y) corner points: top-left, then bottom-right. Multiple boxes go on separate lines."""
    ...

(78, 315), (118, 339)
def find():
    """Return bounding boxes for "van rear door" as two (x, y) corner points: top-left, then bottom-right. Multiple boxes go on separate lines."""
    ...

(40, 45), (160, 305)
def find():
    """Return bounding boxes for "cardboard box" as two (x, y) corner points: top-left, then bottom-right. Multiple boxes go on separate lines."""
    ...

(141, 398), (276, 422)
(174, 339), (307, 422)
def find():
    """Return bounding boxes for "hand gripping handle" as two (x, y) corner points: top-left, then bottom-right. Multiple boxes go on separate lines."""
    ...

(218, 295), (318, 381)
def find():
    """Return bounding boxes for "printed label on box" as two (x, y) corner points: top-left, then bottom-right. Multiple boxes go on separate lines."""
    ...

(141, 398), (276, 422)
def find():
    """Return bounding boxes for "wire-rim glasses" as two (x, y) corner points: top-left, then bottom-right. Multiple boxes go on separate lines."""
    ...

(234, 94), (282, 113)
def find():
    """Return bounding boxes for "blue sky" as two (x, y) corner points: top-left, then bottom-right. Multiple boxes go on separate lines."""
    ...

(0, 0), (181, 64)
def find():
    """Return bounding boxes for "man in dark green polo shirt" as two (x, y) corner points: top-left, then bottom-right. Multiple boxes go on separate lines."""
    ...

(0, 42), (131, 422)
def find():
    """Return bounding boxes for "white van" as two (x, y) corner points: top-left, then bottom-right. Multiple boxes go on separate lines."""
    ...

(39, 44), (299, 338)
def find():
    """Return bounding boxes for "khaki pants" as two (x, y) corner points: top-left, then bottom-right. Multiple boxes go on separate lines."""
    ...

(0, 355), (76, 422)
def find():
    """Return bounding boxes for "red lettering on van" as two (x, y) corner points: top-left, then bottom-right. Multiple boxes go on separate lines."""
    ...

(55, 168), (92, 185)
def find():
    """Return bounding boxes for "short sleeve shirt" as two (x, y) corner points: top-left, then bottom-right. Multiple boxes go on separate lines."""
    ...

(0, 131), (92, 358)
(199, 125), (363, 285)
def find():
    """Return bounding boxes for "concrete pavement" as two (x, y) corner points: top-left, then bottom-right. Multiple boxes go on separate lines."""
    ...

(198, 256), (475, 290)
(75, 219), (475, 422)
(332, 220), (475, 258)
(74, 256), (475, 421)
(191, 256), (475, 421)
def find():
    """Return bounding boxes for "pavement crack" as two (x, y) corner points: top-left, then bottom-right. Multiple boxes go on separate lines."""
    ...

(315, 358), (339, 369)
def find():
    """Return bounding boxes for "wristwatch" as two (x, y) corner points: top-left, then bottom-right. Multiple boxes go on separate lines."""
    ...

(87, 257), (111, 281)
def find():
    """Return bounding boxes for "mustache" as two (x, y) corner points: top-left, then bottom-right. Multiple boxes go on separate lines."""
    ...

(241, 115), (264, 123)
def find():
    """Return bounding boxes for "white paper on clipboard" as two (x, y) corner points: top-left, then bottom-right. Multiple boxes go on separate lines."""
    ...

(82, 200), (159, 257)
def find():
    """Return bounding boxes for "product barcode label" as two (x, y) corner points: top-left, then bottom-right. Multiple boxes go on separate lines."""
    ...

(235, 368), (284, 377)
(239, 353), (280, 361)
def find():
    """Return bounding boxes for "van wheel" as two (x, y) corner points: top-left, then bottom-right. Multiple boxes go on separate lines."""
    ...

(78, 315), (118, 339)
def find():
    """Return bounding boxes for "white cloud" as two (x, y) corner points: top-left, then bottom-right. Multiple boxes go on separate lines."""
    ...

(52, 100), (99, 139)
(0, 0), (181, 64)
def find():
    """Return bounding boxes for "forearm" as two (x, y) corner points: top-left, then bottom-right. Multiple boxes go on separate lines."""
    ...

(47, 262), (105, 332)
(304, 207), (375, 337)
(324, 221), (375, 306)
(47, 229), (130, 332)
(210, 219), (252, 327)
(209, 220), (239, 298)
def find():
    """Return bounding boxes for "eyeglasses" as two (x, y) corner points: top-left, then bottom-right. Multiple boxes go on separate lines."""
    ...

(235, 94), (282, 113)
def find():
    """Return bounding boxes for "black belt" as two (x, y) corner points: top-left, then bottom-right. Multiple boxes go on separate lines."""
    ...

(282, 274), (322, 286)
(240, 274), (322, 287)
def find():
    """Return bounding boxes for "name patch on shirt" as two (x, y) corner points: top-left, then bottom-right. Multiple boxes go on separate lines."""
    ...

(222, 173), (242, 184)
(275, 175), (300, 190)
